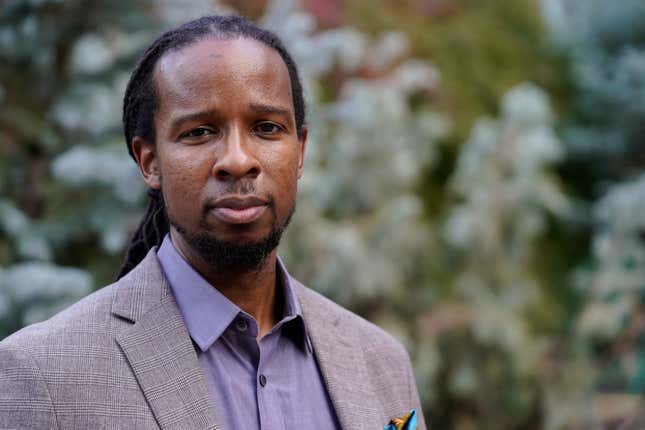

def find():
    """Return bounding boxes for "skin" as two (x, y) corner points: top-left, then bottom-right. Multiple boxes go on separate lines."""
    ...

(131, 38), (307, 338)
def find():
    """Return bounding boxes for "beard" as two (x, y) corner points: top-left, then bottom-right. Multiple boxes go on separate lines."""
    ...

(166, 196), (295, 272)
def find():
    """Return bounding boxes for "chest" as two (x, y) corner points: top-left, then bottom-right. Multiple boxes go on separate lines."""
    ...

(198, 324), (341, 430)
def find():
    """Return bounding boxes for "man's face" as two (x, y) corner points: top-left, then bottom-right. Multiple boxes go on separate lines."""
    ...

(134, 37), (306, 268)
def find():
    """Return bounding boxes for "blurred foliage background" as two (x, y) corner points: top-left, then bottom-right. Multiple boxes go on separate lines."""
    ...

(2, 0), (645, 428)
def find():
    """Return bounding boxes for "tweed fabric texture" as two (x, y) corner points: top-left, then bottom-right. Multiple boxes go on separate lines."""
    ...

(294, 280), (427, 430)
(0, 249), (426, 430)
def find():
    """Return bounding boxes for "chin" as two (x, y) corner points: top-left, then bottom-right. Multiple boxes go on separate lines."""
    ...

(169, 203), (295, 269)
(210, 227), (273, 245)
(188, 229), (282, 270)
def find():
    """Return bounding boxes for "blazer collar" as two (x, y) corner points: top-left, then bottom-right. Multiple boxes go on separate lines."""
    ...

(112, 249), (221, 430)
(112, 249), (383, 429)
(111, 248), (171, 322)
(293, 280), (383, 430)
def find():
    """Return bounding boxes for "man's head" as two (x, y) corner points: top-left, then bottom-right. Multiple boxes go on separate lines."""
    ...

(117, 16), (307, 278)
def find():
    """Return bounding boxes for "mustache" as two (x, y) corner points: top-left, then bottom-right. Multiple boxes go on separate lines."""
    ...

(159, 174), (259, 196)
(221, 180), (257, 195)
(208, 181), (275, 209)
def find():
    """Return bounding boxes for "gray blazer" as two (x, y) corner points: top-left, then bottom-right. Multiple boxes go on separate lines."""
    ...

(0, 250), (426, 430)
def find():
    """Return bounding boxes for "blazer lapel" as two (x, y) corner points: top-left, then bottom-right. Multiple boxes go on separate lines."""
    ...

(295, 283), (383, 430)
(113, 250), (220, 430)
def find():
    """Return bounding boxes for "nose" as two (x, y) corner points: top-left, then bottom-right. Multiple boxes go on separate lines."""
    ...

(213, 127), (261, 181)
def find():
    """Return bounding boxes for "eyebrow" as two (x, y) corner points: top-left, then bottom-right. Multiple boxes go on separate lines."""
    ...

(249, 103), (293, 125)
(169, 104), (294, 133)
(170, 110), (220, 133)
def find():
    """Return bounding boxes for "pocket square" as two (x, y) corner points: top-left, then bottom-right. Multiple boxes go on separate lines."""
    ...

(384, 409), (418, 430)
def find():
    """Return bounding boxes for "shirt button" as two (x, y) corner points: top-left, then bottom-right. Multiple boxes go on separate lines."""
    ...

(235, 319), (248, 332)
(259, 374), (267, 387)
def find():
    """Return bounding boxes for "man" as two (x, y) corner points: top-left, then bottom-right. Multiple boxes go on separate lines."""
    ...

(0, 15), (426, 430)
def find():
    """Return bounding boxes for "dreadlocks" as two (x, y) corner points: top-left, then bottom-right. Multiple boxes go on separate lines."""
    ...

(116, 15), (306, 279)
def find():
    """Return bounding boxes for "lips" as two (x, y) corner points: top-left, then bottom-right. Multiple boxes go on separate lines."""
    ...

(209, 196), (269, 224)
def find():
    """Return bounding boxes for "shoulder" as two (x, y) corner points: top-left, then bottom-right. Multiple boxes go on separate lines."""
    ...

(1, 248), (165, 350)
(292, 279), (426, 426)
(1, 282), (122, 350)
(0, 275), (141, 386)
(0, 340), (59, 428)
(292, 279), (410, 362)
(0, 283), (123, 430)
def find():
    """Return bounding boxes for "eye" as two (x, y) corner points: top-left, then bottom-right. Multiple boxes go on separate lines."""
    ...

(180, 127), (218, 140)
(254, 122), (284, 136)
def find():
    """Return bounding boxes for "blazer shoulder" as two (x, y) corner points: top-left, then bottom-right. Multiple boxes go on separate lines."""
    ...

(293, 279), (426, 428)
(0, 284), (122, 430)
(1, 281), (121, 349)
(292, 280), (409, 361)
(0, 341), (59, 429)
(2, 247), (167, 349)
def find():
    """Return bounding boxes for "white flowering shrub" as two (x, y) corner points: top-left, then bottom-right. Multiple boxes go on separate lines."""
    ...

(0, 0), (444, 343)
(0, 0), (156, 336)
(543, 0), (645, 167)
(7, 0), (645, 427)
(0, 263), (92, 326)
(446, 83), (568, 254)
(542, 0), (645, 404)
(254, 1), (447, 316)
(575, 175), (645, 393)
(413, 82), (600, 429)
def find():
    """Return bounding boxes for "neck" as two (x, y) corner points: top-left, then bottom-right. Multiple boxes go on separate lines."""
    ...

(170, 229), (281, 338)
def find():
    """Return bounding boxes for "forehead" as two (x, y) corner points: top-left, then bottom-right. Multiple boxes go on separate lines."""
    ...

(153, 37), (293, 114)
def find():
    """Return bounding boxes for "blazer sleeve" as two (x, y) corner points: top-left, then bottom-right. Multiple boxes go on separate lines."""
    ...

(0, 343), (59, 430)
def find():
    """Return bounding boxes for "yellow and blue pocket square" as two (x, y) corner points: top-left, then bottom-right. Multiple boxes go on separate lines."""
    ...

(384, 409), (418, 430)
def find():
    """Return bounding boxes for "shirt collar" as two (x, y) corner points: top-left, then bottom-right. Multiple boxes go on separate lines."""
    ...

(156, 235), (311, 354)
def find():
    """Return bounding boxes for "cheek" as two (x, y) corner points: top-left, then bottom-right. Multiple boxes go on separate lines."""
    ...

(264, 148), (300, 200)
(159, 146), (215, 211)
(263, 144), (301, 177)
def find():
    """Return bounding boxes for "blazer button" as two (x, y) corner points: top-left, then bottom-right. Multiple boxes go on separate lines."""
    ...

(259, 374), (267, 387)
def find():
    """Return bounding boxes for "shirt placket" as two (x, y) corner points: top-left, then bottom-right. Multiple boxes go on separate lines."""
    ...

(256, 328), (284, 430)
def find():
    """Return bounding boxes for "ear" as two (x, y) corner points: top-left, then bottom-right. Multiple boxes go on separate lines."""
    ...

(131, 136), (161, 189)
(296, 126), (307, 179)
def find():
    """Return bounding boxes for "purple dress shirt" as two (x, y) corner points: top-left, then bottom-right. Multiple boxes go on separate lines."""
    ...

(157, 236), (341, 430)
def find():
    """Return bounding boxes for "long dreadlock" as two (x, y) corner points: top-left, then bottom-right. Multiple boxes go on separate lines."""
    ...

(116, 15), (306, 279)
